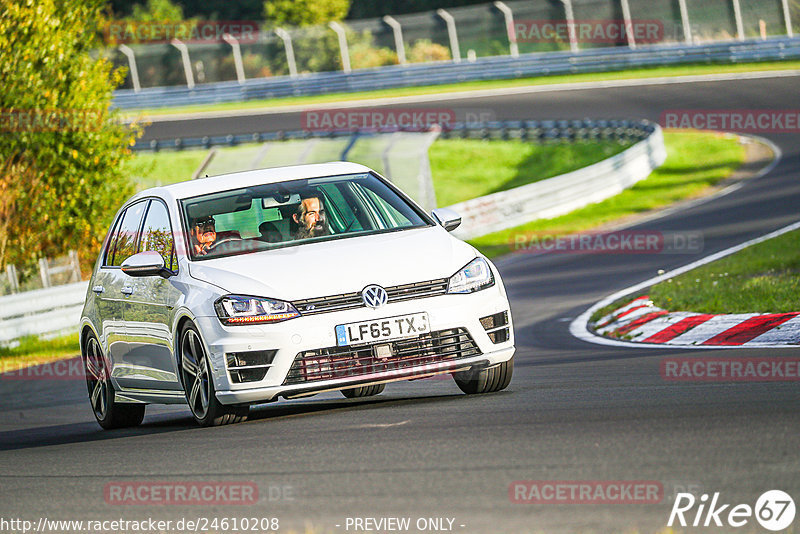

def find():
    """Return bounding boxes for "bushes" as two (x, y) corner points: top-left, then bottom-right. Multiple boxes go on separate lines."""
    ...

(263, 0), (350, 27)
(407, 39), (452, 63)
(0, 0), (140, 276)
(349, 33), (398, 69)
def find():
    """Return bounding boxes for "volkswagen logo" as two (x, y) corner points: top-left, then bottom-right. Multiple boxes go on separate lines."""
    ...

(362, 285), (388, 309)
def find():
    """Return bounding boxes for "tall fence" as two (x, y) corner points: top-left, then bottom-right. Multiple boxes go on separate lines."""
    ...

(113, 36), (800, 109)
(107, 0), (800, 93)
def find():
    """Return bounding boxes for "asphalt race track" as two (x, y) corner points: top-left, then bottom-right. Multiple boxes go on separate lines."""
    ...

(1, 75), (799, 533)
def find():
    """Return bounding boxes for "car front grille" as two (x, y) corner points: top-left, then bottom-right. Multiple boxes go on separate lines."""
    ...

(292, 278), (449, 315)
(283, 328), (480, 385)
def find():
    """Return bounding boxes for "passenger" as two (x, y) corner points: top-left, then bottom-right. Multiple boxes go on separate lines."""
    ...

(291, 194), (330, 239)
(191, 215), (216, 256)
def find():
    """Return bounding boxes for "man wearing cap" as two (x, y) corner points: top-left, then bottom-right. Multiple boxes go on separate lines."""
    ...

(191, 215), (217, 256)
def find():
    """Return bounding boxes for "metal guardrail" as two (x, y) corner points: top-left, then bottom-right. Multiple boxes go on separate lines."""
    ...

(448, 123), (667, 240)
(134, 118), (655, 151)
(114, 37), (800, 110)
(0, 282), (88, 344)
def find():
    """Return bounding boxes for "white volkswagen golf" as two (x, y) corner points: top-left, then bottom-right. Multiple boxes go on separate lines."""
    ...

(80, 162), (514, 428)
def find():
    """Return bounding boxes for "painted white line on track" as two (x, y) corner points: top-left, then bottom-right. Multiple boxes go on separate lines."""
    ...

(133, 69), (800, 123)
(353, 420), (410, 429)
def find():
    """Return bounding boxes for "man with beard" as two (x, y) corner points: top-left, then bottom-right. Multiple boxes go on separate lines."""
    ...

(291, 193), (330, 240)
(191, 215), (217, 256)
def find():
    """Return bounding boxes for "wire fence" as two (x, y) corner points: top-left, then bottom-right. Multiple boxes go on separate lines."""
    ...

(106, 0), (799, 91)
(112, 36), (800, 109)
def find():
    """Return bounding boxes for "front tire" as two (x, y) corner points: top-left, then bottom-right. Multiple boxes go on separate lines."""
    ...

(453, 356), (513, 394)
(341, 383), (386, 398)
(180, 323), (248, 427)
(83, 334), (145, 429)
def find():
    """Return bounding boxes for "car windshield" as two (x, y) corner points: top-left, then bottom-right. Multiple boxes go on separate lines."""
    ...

(181, 172), (432, 260)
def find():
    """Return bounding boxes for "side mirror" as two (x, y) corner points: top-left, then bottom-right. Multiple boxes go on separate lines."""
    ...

(121, 251), (173, 279)
(431, 208), (461, 232)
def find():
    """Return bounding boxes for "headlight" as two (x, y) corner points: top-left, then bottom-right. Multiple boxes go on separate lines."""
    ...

(214, 295), (300, 325)
(447, 257), (495, 294)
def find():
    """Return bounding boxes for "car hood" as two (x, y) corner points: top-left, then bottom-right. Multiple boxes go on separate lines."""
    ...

(188, 226), (476, 301)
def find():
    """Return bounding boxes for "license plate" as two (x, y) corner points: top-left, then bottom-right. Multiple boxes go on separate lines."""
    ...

(335, 312), (429, 346)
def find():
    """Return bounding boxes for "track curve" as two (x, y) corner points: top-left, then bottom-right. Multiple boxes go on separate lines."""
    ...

(1, 74), (799, 533)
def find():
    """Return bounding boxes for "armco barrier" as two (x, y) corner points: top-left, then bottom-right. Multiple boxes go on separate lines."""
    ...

(113, 37), (800, 110)
(447, 124), (667, 240)
(0, 282), (88, 344)
(135, 118), (653, 152)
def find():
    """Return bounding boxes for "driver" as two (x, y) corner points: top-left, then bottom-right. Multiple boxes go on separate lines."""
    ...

(292, 194), (330, 239)
(191, 215), (216, 256)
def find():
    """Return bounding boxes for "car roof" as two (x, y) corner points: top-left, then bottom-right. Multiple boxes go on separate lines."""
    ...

(130, 161), (374, 203)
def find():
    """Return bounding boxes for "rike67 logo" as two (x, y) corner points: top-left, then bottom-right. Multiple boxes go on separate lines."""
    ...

(668, 490), (795, 531)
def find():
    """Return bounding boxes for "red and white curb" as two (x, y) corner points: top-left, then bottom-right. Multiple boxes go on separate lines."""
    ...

(594, 295), (800, 346)
(570, 218), (800, 350)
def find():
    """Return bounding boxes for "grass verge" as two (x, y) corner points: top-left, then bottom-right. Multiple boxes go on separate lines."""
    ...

(468, 130), (746, 258)
(0, 334), (80, 373)
(431, 139), (631, 207)
(648, 229), (800, 313)
(122, 150), (208, 189)
(121, 60), (800, 118)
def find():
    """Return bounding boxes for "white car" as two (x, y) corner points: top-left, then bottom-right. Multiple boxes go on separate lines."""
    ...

(79, 162), (514, 427)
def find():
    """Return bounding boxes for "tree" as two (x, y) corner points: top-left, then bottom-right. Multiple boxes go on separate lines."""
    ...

(347, 0), (488, 19)
(0, 0), (141, 276)
(110, 0), (265, 20)
(264, 0), (350, 27)
(130, 0), (184, 21)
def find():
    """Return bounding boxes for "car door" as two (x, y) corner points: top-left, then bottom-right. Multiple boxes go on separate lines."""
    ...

(95, 200), (148, 377)
(116, 199), (183, 391)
